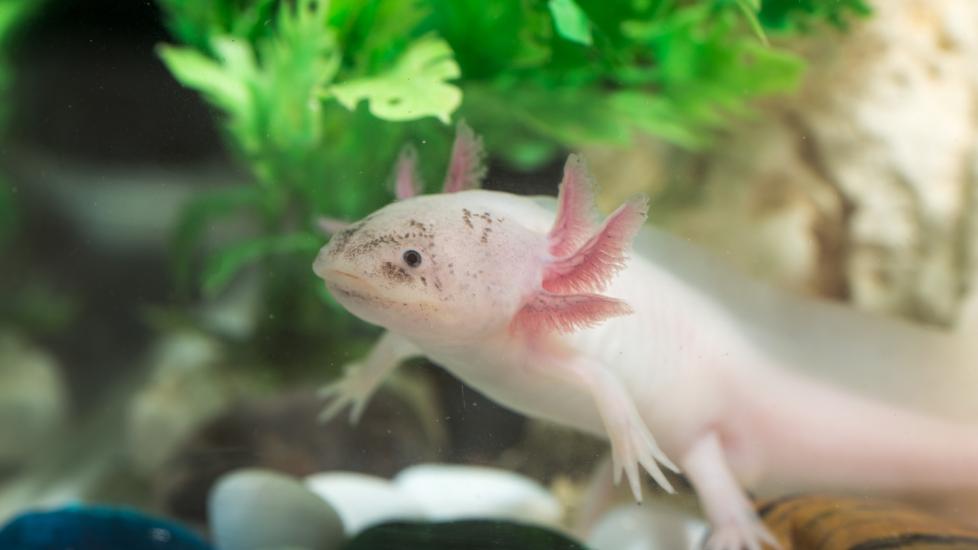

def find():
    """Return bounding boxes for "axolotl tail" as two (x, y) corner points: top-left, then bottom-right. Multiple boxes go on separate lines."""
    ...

(734, 363), (978, 527)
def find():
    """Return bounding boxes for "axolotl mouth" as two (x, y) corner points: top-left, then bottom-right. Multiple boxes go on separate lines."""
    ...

(319, 267), (447, 334)
(321, 270), (377, 302)
(311, 243), (367, 295)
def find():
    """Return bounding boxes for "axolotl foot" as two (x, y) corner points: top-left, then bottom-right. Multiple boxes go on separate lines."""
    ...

(683, 433), (781, 550)
(703, 515), (780, 550)
(567, 359), (680, 500)
(608, 397), (680, 500)
(317, 362), (374, 424)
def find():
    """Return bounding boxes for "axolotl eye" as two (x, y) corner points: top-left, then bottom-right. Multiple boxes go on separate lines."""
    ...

(402, 249), (423, 268)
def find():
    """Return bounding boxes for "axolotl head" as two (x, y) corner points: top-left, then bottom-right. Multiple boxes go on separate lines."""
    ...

(313, 192), (543, 340)
(313, 123), (645, 344)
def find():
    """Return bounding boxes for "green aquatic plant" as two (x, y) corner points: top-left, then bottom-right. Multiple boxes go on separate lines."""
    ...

(0, 0), (44, 248)
(758, 0), (871, 31)
(159, 0), (453, 299)
(156, 0), (868, 356)
(158, 0), (457, 360)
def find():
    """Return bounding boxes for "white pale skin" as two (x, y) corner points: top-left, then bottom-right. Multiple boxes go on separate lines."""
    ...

(314, 160), (978, 549)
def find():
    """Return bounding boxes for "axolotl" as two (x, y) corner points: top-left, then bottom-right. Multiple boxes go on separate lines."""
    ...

(312, 123), (978, 549)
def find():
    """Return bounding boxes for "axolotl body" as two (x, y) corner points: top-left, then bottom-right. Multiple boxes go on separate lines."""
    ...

(312, 124), (978, 549)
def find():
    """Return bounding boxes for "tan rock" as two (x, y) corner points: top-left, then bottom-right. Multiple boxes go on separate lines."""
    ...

(588, 0), (978, 325)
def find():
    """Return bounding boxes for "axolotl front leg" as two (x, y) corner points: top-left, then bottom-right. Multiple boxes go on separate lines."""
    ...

(318, 331), (420, 424)
(523, 348), (680, 499)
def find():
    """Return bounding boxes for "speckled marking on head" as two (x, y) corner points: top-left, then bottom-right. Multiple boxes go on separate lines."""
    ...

(405, 219), (435, 239)
(328, 211), (441, 262)
(382, 261), (413, 284)
(344, 232), (402, 260)
(458, 209), (497, 244)
(325, 220), (364, 258)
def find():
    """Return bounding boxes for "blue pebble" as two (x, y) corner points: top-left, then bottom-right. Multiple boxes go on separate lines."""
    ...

(0, 505), (212, 550)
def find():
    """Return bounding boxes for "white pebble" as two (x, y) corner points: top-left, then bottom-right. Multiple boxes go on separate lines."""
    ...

(304, 471), (425, 535)
(393, 463), (562, 526)
(209, 469), (345, 550)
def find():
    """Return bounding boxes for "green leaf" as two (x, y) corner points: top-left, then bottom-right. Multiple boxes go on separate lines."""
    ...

(329, 35), (462, 123)
(736, 41), (806, 94)
(547, 0), (593, 46)
(0, 0), (41, 125)
(203, 232), (324, 296)
(0, 0), (36, 40)
(735, 0), (769, 45)
(758, 0), (871, 31)
(327, 0), (429, 74)
(157, 42), (251, 114)
(465, 83), (629, 147)
(157, 0), (278, 53)
(610, 92), (705, 148)
(423, 0), (552, 77)
(258, 0), (339, 153)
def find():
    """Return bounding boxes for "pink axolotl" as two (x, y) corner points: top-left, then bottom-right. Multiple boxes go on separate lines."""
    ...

(312, 123), (978, 549)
